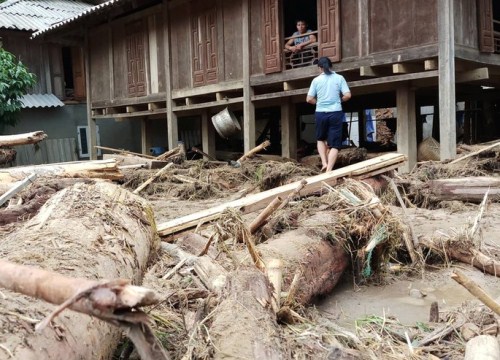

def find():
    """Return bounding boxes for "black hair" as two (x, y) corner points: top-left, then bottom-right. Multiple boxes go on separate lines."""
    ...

(317, 57), (332, 74)
(295, 19), (307, 25)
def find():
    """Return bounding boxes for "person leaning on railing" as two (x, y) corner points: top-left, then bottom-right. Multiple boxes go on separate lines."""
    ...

(284, 19), (317, 54)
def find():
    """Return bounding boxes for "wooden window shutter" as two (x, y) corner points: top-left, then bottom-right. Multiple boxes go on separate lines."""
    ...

(126, 20), (147, 97)
(477, 0), (494, 53)
(71, 47), (86, 100)
(318, 0), (341, 62)
(262, 0), (282, 74)
(191, 15), (206, 86)
(205, 8), (218, 84)
(191, 6), (219, 87)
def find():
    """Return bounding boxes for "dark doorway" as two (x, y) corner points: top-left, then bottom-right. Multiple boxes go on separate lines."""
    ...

(283, 0), (317, 37)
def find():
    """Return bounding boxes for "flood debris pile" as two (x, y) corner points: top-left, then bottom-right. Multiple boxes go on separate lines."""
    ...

(0, 137), (499, 360)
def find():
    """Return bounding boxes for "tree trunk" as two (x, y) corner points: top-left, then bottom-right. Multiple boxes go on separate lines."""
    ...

(0, 159), (123, 184)
(0, 131), (47, 147)
(300, 147), (368, 169)
(0, 182), (159, 360)
(209, 268), (284, 360)
(422, 177), (500, 203)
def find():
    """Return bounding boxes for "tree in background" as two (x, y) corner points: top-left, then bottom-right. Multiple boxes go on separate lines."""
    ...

(0, 48), (37, 128)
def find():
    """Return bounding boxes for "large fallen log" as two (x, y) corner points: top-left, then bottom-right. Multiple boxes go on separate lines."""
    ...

(300, 147), (368, 169)
(0, 159), (123, 184)
(0, 182), (159, 360)
(0, 131), (47, 147)
(422, 177), (500, 203)
(464, 335), (500, 360)
(158, 153), (406, 236)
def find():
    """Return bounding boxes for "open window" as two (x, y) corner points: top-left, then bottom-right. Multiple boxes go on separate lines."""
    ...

(62, 46), (86, 100)
(261, 0), (340, 73)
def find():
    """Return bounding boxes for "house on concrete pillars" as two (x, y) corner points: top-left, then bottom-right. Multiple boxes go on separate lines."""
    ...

(32, 0), (500, 172)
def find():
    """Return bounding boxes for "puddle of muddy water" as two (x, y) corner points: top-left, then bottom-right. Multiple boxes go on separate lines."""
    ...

(317, 267), (500, 329)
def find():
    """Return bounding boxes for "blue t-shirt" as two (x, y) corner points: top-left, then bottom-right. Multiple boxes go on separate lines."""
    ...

(307, 72), (350, 112)
(293, 30), (312, 45)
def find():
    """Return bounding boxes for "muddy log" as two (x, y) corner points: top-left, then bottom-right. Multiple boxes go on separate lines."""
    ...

(0, 131), (47, 147)
(420, 237), (500, 277)
(300, 147), (368, 169)
(0, 182), (159, 360)
(0, 159), (122, 184)
(208, 268), (284, 359)
(422, 177), (500, 203)
(178, 228), (349, 306)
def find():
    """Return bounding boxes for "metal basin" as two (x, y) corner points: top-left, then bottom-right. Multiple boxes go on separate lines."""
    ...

(211, 108), (241, 139)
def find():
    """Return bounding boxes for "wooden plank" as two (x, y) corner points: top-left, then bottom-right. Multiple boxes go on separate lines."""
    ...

(173, 97), (243, 112)
(92, 108), (167, 119)
(424, 59), (438, 70)
(148, 15), (159, 94)
(171, 80), (243, 99)
(360, 66), (391, 77)
(456, 68), (489, 83)
(157, 153), (407, 236)
(242, 0), (255, 153)
(281, 98), (297, 159)
(393, 62), (423, 74)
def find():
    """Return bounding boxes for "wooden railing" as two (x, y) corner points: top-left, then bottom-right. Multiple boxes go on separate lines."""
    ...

(283, 30), (318, 69)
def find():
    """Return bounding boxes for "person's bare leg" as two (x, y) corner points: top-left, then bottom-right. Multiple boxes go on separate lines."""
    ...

(326, 148), (339, 171)
(317, 141), (328, 171)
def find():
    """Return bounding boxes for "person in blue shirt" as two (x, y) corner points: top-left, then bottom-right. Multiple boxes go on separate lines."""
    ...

(285, 19), (317, 54)
(306, 57), (351, 172)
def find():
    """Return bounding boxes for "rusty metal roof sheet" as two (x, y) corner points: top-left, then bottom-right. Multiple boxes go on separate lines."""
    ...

(32, 0), (125, 38)
(0, 0), (93, 32)
(20, 93), (65, 108)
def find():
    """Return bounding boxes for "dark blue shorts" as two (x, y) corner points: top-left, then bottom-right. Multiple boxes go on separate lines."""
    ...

(315, 111), (344, 149)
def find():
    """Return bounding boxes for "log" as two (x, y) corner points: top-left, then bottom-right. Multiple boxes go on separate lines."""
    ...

(237, 140), (271, 163)
(420, 237), (500, 277)
(0, 182), (159, 360)
(133, 162), (174, 194)
(300, 147), (368, 169)
(248, 196), (283, 234)
(449, 141), (500, 165)
(451, 271), (500, 316)
(464, 335), (500, 360)
(423, 177), (500, 203)
(157, 153), (407, 236)
(95, 145), (156, 159)
(0, 131), (47, 147)
(208, 268), (285, 359)
(103, 154), (169, 169)
(0, 159), (123, 184)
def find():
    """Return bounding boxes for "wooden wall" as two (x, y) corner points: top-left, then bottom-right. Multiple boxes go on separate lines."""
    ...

(1, 30), (64, 97)
(169, 0), (244, 91)
(454, 0), (478, 48)
(340, 0), (360, 59)
(369, 0), (437, 53)
(90, 25), (111, 101)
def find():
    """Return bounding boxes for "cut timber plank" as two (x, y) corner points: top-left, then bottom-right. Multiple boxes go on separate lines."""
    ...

(157, 153), (406, 236)
(103, 154), (168, 169)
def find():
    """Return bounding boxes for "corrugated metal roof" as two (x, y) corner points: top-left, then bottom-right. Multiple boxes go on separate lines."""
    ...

(0, 0), (94, 32)
(32, 0), (125, 38)
(20, 93), (65, 108)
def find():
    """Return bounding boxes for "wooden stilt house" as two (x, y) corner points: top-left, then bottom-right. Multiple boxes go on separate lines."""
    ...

(33, 0), (500, 171)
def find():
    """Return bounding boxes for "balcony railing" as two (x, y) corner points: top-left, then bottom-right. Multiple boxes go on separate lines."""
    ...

(283, 31), (318, 70)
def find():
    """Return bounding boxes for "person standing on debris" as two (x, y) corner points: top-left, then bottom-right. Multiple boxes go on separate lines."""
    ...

(306, 56), (351, 172)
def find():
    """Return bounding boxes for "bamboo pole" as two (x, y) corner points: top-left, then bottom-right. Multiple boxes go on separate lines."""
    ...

(95, 145), (156, 159)
(248, 196), (283, 234)
(451, 270), (500, 316)
(449, 141), (500, 165)
(133, 163), (174, 194)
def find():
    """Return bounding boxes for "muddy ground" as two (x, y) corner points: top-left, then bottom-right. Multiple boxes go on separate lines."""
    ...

(1, 154), (499, 359)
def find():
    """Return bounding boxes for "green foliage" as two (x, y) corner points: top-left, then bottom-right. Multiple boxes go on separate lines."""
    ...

(0, 48), (37, 127)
